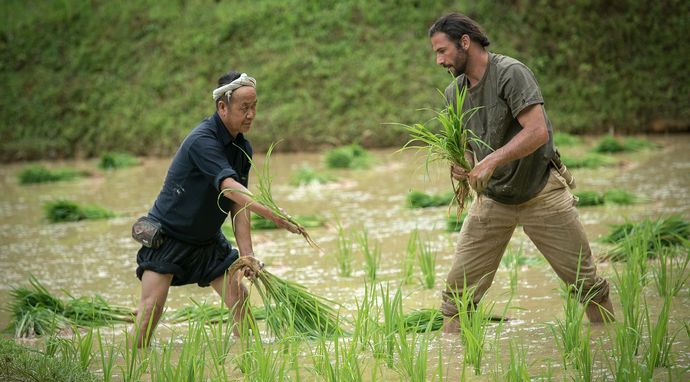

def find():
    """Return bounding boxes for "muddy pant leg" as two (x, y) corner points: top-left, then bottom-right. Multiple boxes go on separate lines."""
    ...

(441, 197), (516, 317)
(520, 171), (609, 304)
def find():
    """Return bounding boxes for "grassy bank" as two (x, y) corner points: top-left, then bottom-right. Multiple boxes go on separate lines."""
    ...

(1, 0), (688, 161)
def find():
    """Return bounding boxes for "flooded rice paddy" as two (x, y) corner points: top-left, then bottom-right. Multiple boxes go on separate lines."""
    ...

(1, 134), (689, 380)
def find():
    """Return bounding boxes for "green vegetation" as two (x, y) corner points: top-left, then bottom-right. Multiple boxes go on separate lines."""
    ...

(18, 165), (86, 184)
(0, 338), (98, 382)
(335, 222), (354, 277)
(230, 257), (344, 338)
(1, 1), (687, 161)
(593, 136), (660, 154)
(576, 189), (638, 207)
(7, 276), (133, 337)
(406, 190), (454, 208)
(601, 215), (690, 261)
(562, 152), (616, 169)
(251, 213), (325, 230)
(98, 152), (138, 169)
(324, 144), (372, 169)
(358, 228), (381, 282)
(446, 212), (468, 232)
(44, 199), (115, 223)
(553, 132), (582, 147)
(290, 165), (336, 186)
(417, 238), (437, 289)
(400, 83), (483, 214)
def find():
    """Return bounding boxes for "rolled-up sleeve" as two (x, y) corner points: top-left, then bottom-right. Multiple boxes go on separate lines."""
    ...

(187, 135), (239, 191)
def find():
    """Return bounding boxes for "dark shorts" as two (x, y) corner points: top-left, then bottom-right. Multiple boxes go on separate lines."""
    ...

(136, 232), (239, 287)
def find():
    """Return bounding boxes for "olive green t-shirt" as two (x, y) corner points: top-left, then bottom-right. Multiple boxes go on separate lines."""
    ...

(444, 52), (555, 205)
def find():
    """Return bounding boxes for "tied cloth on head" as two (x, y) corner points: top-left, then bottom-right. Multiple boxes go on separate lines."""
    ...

(212, 73), (256, 102)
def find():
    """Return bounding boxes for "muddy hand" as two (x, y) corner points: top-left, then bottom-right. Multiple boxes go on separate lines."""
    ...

(450, 163), (469, 181)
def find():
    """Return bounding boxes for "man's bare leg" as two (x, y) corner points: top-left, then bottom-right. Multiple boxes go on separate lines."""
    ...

(586, 297), (615, 323)
(132, 271), (173, 348)
(211, 269), (249, 336)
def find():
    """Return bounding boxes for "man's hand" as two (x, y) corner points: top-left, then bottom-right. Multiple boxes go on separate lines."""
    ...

(272, 215), (301, 234)
(240, 254), (264, 280)
(468, 155), (498, 194)
(450, 163), (469, 181)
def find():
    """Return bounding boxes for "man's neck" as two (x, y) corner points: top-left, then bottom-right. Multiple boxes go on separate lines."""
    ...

(465, 49), (489, 88)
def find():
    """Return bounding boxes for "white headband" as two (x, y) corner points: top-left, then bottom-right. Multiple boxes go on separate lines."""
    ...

(212, 73), (256, 101)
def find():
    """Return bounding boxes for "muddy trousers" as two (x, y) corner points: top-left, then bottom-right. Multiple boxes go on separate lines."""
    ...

(440, 169), (610, 317)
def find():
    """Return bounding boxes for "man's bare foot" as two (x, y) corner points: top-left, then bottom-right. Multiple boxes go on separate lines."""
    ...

(586, 297), (614, 323)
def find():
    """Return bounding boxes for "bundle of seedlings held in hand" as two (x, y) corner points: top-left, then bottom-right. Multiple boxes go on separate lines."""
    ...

(229, 257), (344, 338)
(398, 81), (488, 215)
(218, 142), (320, 250)
(7, 276), (133, 338)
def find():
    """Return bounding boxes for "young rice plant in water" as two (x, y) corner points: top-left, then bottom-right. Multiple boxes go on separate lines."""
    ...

(399, 82), (487, 215)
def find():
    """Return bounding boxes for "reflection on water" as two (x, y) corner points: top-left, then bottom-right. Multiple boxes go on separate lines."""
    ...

(0, 135), (689, 379)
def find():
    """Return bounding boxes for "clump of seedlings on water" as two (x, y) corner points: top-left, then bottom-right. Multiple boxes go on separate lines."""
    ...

(218, 142), (320, 250)
(228, 257), (344, 338)
(290, 165), (337, 186)
(406, 190), (454, 208)
(99, 152), (139, 170)
(324, 144), (372, 169)
(18, 165), (88, 184)
(44, 199), (116, 223)
(601, 215), (690, 261)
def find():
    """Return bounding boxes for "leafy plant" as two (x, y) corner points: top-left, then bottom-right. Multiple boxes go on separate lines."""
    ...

(601, 215), (690, 261)
(99, 152), (139, 169)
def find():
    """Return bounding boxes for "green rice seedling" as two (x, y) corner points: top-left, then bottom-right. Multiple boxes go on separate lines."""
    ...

(643, 294), (675, 370)
(562, 152), (615, 169)
(406, 190), (454, 208)
(604, 321), (643, 382)
(99, 152), (138, 169)
(553, 132), (582, 146)
(603, 189), (637, 205)
(402, 229), (418, 284)
(352, 281), (379, 351)
(549, 279), (590, 373)
(96, 329), (117, 382)
(358, 229), (381, 282)
(593, 135), (626, 153)
(394, 316), (434, 382)
(610, 239), (646, 358)
(502, 340), (530, 382)
(652, 246), (690, 297)
(377, 283), (404, 367)
(18, 165), (86, 184)
(0, 337), (99, 382)
(451, 279), (494, 376)
(335, 222), (354, 277)
(622, 137), (659, 151)
(72, 328), (95, 372)
(251, 213), (326, 230)
(325, 144), (372, 169)
(602, 215), (690, 261)
(309, 331), (364, 382)
(446, 212), (467, 232)
(574, 191), (605, 207)
(120, 322), (147, 382)
(290, 165), (336, 186)
(44, 199), (116, 223)
(402, 308), (443, 333)
(398, 81), (486, 215)
(220, 142), (320, 249)
(417, 238), (437, 289)
(230, 257), (344, 338)
(234, 316), (288, 381)
(501, 246), (523, 294)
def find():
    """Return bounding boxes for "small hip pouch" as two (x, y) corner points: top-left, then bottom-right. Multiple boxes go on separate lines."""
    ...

(551, 149), (576, 190)
(132, 216), (164, 249)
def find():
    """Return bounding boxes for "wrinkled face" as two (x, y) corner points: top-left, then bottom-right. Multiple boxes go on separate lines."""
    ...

(219, 86), (257, 136)
(431, 32), (467, 77)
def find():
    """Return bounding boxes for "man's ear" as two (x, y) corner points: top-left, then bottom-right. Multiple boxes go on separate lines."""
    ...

(461, 34), (470, 51)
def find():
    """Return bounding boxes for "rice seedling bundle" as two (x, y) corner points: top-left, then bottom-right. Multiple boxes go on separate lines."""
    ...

(229, 257), (344, 338)
(168, 301), (267, 323)
(623, 137), (659, 151)
(220, 142), (320, 249)
(44, 200), (115, 223)
(324, 144), (371, 169)
(446, 212), (467, 232)
(553, 132), (582, 147)
(18, 165), (85, 184)
(406, 190), (454, 208)
(574, 191), (605, 207)
(402, 308), (443, 333)
(251, 213), (325, 230)
(7, 277), (133, 337)
(594, 136), (626, 153)
(399, 82), (485, 215)
(289, 166), (336, 186)
(603, 189), (637, 205)
(562, 153), (615, 169)
(99, 152), (139, 169)
(602, 215), (690, 261)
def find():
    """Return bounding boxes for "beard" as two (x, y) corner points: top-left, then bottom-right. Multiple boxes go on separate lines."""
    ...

(448, 50), (468, 76)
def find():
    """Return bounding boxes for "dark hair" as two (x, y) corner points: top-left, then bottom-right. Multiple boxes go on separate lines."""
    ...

(428, 13), (490, 48)
(215, 71), (242, 108)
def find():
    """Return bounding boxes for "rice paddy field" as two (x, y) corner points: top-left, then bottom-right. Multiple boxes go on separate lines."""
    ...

(1, 134), (689, 381)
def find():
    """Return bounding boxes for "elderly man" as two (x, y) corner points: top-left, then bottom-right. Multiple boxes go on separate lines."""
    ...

(131, 71), (299, 347)
(426, 13), (614, 332)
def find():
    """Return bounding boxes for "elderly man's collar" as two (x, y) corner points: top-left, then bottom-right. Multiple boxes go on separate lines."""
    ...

(212, 112), (245, 146)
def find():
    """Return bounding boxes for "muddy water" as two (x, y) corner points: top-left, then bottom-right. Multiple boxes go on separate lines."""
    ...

(1, 134), (689, 379)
